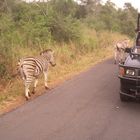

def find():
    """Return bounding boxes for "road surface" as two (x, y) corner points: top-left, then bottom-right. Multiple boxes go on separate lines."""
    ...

(0, 59), (140, 140)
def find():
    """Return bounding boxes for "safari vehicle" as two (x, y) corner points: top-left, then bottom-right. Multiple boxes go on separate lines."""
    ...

(118, 13), (140, 101)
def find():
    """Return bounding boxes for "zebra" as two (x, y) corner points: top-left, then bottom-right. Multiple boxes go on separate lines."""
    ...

(114, 39), (130, 64)
(18, 49), (56, 100)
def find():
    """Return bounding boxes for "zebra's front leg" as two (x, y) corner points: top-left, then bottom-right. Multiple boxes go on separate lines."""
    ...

(43, 71), (49, 90)
(119, 52), (123, 64)
(32, 79), (38, 94)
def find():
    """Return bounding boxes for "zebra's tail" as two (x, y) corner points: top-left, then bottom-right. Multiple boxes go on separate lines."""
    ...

(16, 59), (26, 80)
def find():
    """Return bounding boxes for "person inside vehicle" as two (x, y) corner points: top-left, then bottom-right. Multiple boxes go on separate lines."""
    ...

(133, 30), (140, 53)
(136, 31), (140, 45)
(137, 38), (140, 46)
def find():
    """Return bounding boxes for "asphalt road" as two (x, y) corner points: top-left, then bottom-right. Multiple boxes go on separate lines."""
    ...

(1, 59), (140, 140)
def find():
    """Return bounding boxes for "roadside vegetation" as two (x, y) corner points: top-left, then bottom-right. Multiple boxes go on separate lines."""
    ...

(0, 0), (138, 113)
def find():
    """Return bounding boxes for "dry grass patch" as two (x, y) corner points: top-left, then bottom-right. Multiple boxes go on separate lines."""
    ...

(0, 30), (130, 115)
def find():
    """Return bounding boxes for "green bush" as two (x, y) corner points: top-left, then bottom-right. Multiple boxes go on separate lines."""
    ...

(0, 0), (138, 84)
(0, 64), (7, 78)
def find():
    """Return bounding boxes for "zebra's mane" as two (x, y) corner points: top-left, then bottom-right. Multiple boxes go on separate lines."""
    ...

(40, 49), (53, 55)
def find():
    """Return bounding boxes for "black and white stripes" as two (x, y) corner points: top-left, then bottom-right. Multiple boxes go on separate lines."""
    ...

(18, 49), (56, 100)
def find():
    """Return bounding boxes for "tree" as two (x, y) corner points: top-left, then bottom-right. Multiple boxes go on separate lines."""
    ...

(118, 2), (137, 37)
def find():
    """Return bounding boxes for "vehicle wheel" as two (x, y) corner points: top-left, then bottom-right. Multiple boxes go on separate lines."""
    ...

(120, 93), (130, 102)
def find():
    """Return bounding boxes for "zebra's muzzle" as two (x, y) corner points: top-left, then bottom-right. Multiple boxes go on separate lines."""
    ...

(50, 62), (56, 67)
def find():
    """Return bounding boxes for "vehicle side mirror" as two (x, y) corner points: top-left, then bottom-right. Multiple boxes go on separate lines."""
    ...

(125, 48), (131, 53)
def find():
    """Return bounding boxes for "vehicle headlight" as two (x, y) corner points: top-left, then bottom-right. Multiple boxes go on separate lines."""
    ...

(126, 69), (135, 76)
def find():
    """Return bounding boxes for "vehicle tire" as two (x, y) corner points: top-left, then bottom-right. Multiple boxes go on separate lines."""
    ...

(120, 93), (130, 102)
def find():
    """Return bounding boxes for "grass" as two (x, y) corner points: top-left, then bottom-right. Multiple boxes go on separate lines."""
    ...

(0, 30), (130, 115)
(0, 46), (113, 115)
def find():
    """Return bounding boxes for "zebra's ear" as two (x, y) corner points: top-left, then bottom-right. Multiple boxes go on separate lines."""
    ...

(40, 51), (44, 55)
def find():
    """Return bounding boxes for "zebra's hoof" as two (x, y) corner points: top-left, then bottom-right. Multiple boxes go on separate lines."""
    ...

(25, 96), (30, 101)
(32, 90), (35, 94)
(32, 91), (35, 94)
(45, 86), (50, 90)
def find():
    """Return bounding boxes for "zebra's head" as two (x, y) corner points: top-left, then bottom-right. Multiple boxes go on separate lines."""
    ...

(123, 39), (130, 47)
(40, 49), (56, 67)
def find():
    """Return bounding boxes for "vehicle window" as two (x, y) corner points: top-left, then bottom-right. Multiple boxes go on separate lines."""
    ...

(133, 46), (140, 53)
(137, 38), (140, 46)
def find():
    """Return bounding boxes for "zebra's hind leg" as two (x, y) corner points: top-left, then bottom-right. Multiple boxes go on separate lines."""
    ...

(114, 51), (117, 64)
(25, 84), (30, 100)
(32, 79), (38, 94)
